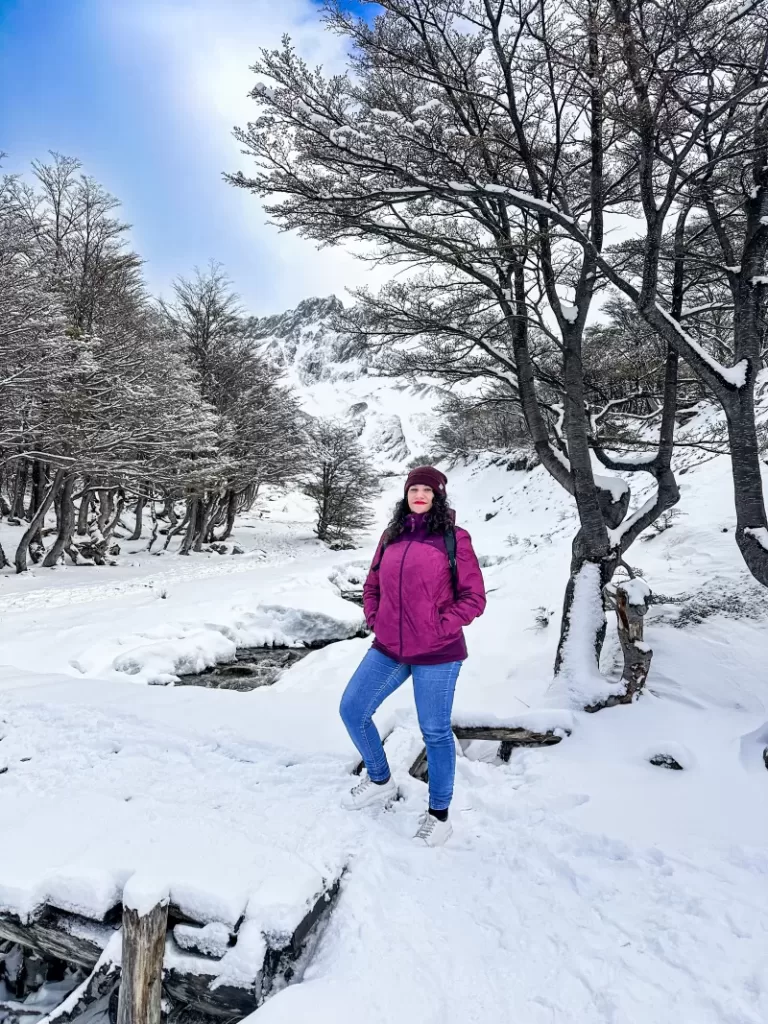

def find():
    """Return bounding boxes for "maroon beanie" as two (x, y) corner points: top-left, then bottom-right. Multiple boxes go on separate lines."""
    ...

(404, 465), (447, 497)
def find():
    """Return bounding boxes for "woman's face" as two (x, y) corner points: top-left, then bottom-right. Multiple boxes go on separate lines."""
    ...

(407, 484), (434, 514)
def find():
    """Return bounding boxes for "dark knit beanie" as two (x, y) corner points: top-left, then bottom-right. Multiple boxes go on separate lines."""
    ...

(404, 466), (448, 497)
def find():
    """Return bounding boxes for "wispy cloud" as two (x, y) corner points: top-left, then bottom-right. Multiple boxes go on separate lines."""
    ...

(105, 0), (382, 313)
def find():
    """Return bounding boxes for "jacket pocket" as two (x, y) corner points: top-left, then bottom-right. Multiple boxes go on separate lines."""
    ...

(437, 603), (460, 639)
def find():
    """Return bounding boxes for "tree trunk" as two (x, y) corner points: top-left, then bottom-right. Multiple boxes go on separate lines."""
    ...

(723, 388), (768, 586)
(163, 503), (189, 551)
(116, 899), (169, 1024)
(554, 548), (618, 678)
(194, 495), (218, 551)
(15, 469), (66, 574)
(28, 460), (47, 519)
(103, 489), (125, 544)
(97, 488), (113, 533)
(129, 491), (147, 541)
(77, 480), (93, 536)
(0, 539), (8, 569)
(163, 495), (178, 528)
(179, 499), (199, 555)
(216, 489), (238, 541)
(43, 475), (77, 567)
(608, 581), (652, 706)
(11, 460), (28, 520)
(146, 502), (159, 552)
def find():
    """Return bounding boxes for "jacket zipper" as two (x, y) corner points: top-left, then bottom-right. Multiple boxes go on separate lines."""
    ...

(398, 541), (412, 657)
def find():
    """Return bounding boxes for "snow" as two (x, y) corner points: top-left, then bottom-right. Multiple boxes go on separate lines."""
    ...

(451, 707), (575, 735)
(654, 304), (749, 388)
(560, 302), (579, 323)
(122, 875), (170, 918)
(594, 471), (629, 502)
(619, 577), (653, 606)
(548, 562), (613, 708)
(174, 921), (231, 958)
(609, 494), (658, 547)
(745, 526), (768, 550)
(2, 383), (768, 1021)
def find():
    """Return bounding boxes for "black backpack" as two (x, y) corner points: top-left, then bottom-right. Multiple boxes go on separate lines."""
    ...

(372, 526), (459, 600)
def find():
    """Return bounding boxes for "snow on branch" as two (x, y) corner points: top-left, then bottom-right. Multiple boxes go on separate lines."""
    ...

(608, 495), (659, 548)
(654, 305), (748, 388)
(745, 527), (768, 551)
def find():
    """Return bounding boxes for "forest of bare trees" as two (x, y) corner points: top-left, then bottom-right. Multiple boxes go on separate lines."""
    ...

(230, 0), (767, 691)
(0, 155), (314, 570)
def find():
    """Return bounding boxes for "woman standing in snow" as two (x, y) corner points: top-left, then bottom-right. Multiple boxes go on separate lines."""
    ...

(339, 466), (486, 847)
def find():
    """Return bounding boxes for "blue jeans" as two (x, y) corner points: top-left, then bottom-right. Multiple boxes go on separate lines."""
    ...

(339, 649), (462, 811)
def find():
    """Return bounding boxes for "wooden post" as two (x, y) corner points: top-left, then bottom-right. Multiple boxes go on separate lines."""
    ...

(117, 899), (168, 1024)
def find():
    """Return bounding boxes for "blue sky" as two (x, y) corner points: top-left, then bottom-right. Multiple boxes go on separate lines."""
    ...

(0, 0), (376, 313)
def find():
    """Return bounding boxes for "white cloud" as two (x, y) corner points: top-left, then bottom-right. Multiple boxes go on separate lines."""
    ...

(105, 0), (384, 313)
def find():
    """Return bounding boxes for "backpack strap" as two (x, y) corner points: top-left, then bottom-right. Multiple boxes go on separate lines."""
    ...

(371, 538), (388, 572)
(445, 527), (458, 600)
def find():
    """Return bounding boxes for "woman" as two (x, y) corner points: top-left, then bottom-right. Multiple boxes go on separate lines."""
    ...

(339, 466), (486, 847)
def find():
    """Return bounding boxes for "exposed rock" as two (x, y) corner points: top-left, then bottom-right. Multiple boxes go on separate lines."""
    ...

(649, 754), (684, 770)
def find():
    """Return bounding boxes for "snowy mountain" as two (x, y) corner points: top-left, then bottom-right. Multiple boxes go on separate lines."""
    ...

(246, 296), (442, 470)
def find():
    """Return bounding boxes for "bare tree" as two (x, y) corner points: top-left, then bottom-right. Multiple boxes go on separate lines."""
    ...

(228, 0), (686, 697)
(160, 261), (243, 405)
(304, 420), (379, 544)
(230, 0), (768, 591)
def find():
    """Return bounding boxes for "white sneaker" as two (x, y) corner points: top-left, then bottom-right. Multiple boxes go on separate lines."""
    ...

(343, 774), (397, 810)
(413, 812), (453, 847)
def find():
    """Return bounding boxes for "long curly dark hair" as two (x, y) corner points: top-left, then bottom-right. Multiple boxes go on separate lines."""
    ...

(385, 492), (454, 541)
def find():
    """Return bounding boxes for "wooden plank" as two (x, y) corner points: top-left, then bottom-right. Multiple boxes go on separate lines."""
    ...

(452, 726), (568, 746)
(117, 900), (168, 1024)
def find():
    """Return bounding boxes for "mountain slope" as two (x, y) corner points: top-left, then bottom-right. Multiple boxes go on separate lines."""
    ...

(246, 296), (442, 470)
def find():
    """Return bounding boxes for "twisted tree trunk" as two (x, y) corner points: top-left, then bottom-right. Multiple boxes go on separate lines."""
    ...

(179, 499), (199, 555)
(77, 480), (93, 536)
(217, 488), (238, 541)
(28, 460), (47, 519)
(129, 490), (147, 541)
(97, 487), (113, 533)
(194, 494), (219, 551)
(163, 501), (188, 550)
(43, 475), (77, 567)
(15, 469), (66, 574)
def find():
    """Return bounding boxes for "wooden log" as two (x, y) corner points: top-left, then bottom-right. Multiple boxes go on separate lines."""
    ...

(34, 943), (121, 1024)
(452, 725), (568, 746)
(0, 999), (47, 1022)
(0, 911), (107, 969)
(592, 580), (653, 711)
(409, 726), (569, 781)
(408, 747), (429, 781)
(163, 972), (260, 1020)
(166, 878), (343, 1018)
(0, 876), (343, 1021)
(117, 899), (168, 1024)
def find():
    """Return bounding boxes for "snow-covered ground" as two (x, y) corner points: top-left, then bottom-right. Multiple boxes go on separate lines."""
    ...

(2, 414), (768, 1022)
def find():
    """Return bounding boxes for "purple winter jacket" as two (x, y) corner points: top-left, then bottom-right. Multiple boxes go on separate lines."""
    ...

(363, 513), (487, 665)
